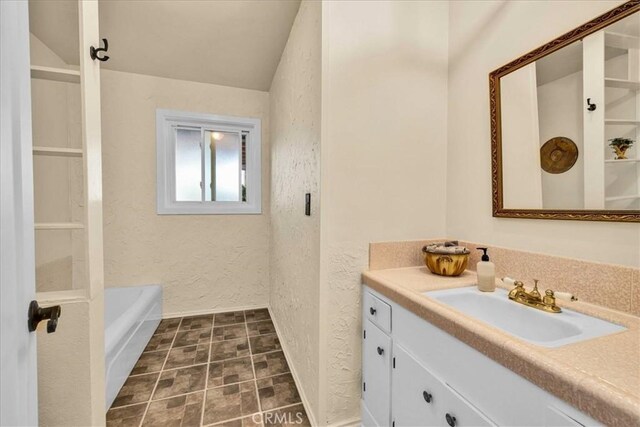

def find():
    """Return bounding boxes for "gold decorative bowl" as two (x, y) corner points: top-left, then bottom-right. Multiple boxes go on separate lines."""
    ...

(422, 245), (469, 277)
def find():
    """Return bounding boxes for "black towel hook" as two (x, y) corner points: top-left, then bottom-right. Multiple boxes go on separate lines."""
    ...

(90, 38), (109, 62)
(586, 98), (596, 111)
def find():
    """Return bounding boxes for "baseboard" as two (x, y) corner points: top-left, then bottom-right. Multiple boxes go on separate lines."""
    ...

(268, 306), (319, 427)
(327, 416), (361, 427)
(163, 304), (269, 319)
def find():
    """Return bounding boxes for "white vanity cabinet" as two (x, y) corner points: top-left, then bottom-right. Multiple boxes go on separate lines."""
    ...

(361, 286), (601, 427)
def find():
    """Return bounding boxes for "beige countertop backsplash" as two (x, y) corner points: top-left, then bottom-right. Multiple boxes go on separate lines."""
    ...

(364, 239), (640, 426)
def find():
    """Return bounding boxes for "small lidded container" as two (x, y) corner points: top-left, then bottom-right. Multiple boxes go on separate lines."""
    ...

(422, 241), (470, 277)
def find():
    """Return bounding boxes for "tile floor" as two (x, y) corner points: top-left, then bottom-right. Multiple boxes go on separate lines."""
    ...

(106, 309), (311, 427)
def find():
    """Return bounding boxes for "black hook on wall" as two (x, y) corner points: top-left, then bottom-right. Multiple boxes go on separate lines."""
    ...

(90, 38), (110, 62)
(586, 98), (596, 111)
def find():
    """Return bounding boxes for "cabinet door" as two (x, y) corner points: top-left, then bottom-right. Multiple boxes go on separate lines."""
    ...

(392, 344), (442, 427)
(438, 383), (495, 427)
(363, 319), (392, 426)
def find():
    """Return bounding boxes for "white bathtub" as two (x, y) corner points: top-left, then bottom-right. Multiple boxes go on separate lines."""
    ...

(104, 285), (162, 410)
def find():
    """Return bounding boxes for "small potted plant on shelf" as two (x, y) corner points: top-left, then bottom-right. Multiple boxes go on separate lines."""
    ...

(609, 137), (634, 160)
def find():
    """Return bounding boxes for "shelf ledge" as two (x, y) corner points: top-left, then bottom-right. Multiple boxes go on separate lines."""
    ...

(30, 65), (80, 84)
(604, 119), (640, 125)
(35, 223), (85, 230)
(33, 146), (83, 157)
(605, 159), (640, 163)
(605, 78), (640, 90)
(605, 195), (640, 202)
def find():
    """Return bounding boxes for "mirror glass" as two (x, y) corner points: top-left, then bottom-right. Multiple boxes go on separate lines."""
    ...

(499, 11), (640, 213)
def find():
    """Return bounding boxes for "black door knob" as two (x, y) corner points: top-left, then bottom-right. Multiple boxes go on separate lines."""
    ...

(445, 413), (457, 427)
(422, 390), (432, 403)
(369, 307), (377, 315)
(376, 346), (384, 355)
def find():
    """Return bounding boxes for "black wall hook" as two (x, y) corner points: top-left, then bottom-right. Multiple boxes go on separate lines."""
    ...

(28, 300), (61, 333)
(586, 98), (596, 111)
(90, 38), (110, 62)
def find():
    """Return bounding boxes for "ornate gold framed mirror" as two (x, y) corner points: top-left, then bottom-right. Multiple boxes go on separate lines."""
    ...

(490, 0), (640, 222)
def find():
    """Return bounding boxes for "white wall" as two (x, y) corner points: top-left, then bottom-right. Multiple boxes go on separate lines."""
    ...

(101, 70), (271, 316)
(320, 1), (449, 423)
(269, 0), (322, 422)
(500, 63), (543, 209)
(447, 0), (640, 268)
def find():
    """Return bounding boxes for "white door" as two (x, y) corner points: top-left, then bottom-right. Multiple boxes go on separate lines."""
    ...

(362, 319), (392, 426)
(0, 1), (39, 425)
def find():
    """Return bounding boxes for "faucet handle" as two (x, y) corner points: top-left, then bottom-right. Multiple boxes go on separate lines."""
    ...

(554, 291), (578, 302)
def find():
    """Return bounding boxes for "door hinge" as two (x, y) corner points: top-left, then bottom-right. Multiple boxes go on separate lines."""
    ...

(392, 421), (395, 427)
(363, 329), (366, 339)
(393, 357), (396, 368)
(363, 382), (366, 392)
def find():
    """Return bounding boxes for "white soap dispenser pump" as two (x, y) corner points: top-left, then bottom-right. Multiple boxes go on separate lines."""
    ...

(476, 247), (495, 292)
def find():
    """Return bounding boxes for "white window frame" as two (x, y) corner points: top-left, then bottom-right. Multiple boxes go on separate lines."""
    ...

(156, 109), (261, 215)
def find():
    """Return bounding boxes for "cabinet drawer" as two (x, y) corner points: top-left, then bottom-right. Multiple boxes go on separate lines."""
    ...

(364, 290), (392, 333)
(393, 344), (495, 427)
(363, 320), (392, 426)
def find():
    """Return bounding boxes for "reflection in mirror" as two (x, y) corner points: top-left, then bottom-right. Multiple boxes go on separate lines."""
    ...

(499, 10), (640, 214)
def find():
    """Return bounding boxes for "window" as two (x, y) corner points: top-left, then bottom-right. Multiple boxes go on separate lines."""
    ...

(156, 109), (261, 214)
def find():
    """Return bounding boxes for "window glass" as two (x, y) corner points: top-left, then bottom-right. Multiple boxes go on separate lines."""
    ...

(175, 128), (201, 202)
(204, 130), (242, 202)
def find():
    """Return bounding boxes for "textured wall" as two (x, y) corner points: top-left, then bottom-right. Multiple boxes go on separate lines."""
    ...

(101, 70), (270, 315)
(446, 0), (640, 268)
(320, 1), (450, 423)
(269, 0), (322, 423)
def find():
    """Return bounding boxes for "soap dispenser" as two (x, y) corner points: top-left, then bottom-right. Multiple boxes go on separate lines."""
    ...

(476, 248), (495, 292)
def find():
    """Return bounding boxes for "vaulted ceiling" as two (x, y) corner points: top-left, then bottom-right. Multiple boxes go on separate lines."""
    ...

(28, 0), (301, 91)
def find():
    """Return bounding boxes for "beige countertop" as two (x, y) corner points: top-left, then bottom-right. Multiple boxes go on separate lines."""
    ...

(362, 266), (640, 426)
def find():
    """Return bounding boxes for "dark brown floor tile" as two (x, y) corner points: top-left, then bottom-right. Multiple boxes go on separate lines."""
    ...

(249, 334), (281, 355)
(212, 415), (263, 427)
(155, 318), (182, 335)
(165, 344), (210, 369)
(153, 364), (207, 400)
(106, 402), (147, 427)
(145, 332), (177, 352)
(246, 320), (275, 337)
(214, 311), (245, 326)
(262, 404), (310, 426)
(244, 309), (270, 323)
(212, 324), (247, 342)
(142, 391), (204, 427)
(208, 357), (254, 387)
(252, 352), (289, 379)
(112, 373), (159, 408)
(131, 350), (168, 375)
(174, 328), (212, 348)
(256, 374), (300, 411)
(203, 381), (259, 425)
(210, 338), (250, 361)
(179, 315), (213, 331)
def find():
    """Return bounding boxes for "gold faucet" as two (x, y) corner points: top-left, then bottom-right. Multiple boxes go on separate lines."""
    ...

(508, 279), (562, 313)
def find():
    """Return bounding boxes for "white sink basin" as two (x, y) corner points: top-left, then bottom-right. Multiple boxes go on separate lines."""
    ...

(425, 287), (625, 348)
